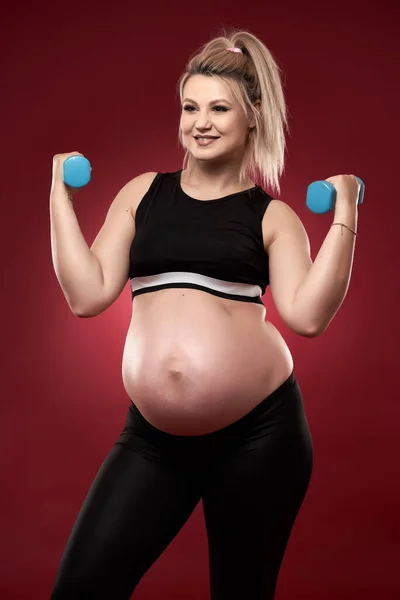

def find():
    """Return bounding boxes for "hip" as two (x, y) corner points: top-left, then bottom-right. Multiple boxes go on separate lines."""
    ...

(116, 370), (314, 476)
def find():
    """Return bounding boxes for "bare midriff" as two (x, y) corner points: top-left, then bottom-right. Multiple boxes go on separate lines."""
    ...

(121, 288), (293, 436)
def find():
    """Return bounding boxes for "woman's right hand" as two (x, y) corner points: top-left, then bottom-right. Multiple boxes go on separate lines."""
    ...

(51, 151), (84, 199)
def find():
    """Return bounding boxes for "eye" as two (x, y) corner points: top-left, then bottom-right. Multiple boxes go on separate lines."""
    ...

(182, 105), (228, 112)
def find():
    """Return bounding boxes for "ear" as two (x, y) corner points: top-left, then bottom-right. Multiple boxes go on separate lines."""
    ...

(248, 100), (261, 129)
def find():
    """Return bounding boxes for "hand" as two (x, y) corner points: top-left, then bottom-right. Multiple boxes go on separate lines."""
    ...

(325, 174), (360, 209)
(51, 151), (84, 199)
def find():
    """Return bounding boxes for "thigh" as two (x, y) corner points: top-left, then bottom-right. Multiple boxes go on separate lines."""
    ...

(202, 383), (314, 600)
(51, 442), (202, 599)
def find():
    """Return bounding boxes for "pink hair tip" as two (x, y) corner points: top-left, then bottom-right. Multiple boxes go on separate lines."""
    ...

(227, 47), (242, 53)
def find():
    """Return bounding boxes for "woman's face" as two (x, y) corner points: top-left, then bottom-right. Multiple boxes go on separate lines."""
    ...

(180, 75), (253, 164)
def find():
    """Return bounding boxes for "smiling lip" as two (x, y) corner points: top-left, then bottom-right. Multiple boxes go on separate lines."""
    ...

(194, 136), (220, 146)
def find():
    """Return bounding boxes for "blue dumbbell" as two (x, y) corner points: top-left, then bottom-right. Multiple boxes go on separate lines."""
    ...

(306, 177), (365, 214)
(63, 155), (92, 189)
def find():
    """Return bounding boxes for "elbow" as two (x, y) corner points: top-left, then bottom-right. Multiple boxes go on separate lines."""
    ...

(71, 303), (94, 318)
(287, 315), (320, 337)
(295, 326), (316, 338)
(72, 302), (106, 318)
(290, 313), (327, 338)
(73, 307), (91, 318)
(296, 322), (323, 338)
(301, 323), (327, 338)
(301, 327), (321, 338)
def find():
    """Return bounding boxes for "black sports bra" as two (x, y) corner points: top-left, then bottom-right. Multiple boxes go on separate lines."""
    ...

(128, 170), (274, 305)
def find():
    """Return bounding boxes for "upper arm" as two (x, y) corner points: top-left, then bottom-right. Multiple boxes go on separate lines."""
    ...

(267, 200), (313, 335)
(88, 171), (158, 316)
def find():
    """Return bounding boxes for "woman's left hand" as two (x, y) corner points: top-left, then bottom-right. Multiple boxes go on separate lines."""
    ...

(325, 174), (360, 208)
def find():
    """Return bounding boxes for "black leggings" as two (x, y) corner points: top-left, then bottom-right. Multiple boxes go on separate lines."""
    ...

(50, 370), (314, 599)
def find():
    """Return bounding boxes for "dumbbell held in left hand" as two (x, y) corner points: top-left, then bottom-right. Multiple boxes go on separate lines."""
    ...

(306, 177), (365, 214)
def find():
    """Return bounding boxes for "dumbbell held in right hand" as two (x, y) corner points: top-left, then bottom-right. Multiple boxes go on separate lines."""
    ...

(62, 155), (91, 189)
(52, 152), (91, 201)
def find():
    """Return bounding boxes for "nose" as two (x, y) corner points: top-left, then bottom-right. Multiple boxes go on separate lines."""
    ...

(193, 111), (213, 131)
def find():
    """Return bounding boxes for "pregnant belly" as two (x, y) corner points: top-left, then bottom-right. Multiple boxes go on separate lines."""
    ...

(121, 289), (293, 435)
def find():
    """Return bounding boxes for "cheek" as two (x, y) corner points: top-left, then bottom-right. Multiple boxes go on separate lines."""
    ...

(181, 121), (192, 135)
(222, 118), (241, 136)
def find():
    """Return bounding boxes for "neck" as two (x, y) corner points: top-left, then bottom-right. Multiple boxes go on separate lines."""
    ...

(182, 160), (254, 193)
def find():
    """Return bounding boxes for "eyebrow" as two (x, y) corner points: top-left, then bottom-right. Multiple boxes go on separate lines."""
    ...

(182, 98), (232, 106)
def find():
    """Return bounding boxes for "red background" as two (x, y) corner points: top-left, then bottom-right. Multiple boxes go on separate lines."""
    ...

(1, 0), (399, 598)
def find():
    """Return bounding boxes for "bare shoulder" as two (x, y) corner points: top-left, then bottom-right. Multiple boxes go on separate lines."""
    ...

(262, 198), (308, 252)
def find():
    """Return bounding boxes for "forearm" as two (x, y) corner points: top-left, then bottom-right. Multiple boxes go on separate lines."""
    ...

(294, 203), (358, 335)
(50, 183), (104, 314)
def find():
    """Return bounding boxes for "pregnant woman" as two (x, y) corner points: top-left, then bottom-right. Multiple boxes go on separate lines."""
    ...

(49, 29), (358, 600)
